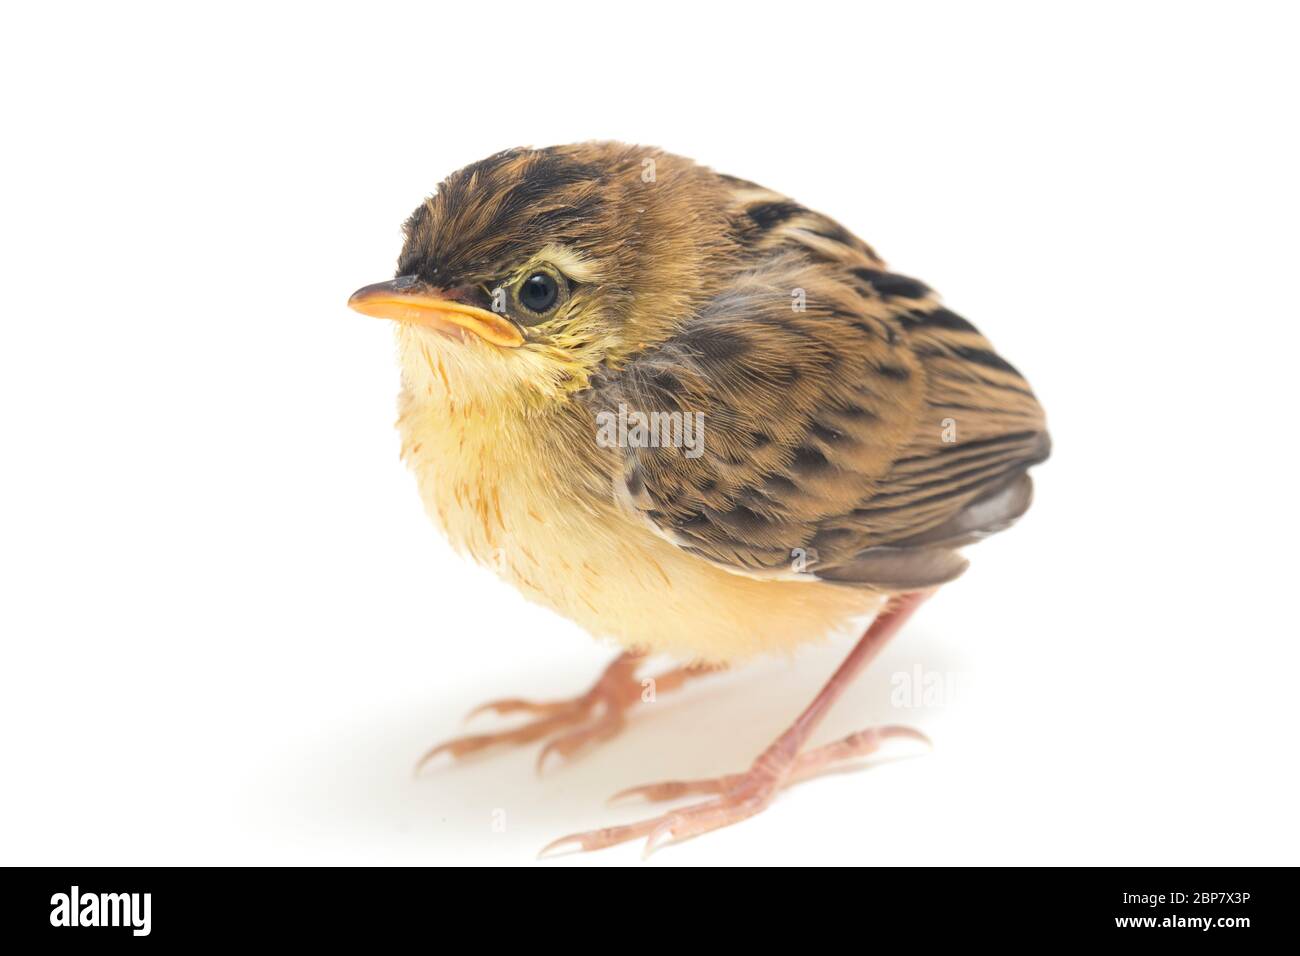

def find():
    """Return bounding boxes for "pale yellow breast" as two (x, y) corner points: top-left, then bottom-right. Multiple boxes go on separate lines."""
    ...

(396, 380), (882, 664)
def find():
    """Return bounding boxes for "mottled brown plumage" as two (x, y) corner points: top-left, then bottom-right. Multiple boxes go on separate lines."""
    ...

(587, 250), (1049, 589)
(348, 142), (1050, 856)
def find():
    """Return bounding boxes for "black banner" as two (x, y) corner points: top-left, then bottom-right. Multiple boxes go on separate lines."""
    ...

(2, 867), (1288, 943)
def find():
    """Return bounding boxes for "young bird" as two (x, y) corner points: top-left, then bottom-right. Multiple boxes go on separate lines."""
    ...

(348, 143), (1049, 857)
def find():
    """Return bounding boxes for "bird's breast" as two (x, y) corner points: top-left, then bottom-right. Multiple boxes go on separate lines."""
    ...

(396, 385), (883, 663)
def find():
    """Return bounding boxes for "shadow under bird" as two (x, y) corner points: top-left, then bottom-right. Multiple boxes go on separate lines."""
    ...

(347, 143), (1050, 857)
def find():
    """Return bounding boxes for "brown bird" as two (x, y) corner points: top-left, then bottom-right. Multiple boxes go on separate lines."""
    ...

(347, 143), (1049, 857)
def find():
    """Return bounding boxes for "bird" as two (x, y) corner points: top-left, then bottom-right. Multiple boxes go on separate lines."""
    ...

(347, 142), (1050, 857)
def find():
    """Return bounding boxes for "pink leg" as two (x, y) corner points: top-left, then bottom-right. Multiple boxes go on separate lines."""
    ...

(540, 591), (932, 858)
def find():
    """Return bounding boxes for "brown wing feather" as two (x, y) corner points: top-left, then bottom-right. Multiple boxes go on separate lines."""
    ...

(584, 206), (1049, 589)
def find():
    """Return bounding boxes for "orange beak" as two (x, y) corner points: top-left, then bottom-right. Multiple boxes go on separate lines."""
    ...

(347, 276), (523, 348)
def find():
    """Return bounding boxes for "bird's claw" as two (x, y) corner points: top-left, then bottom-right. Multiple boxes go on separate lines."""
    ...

(464, 696), (578, 722)
(540, 776), (778, 860)
(417, 696), (611, 773)
(541, 722), (928, 858)
(416, 652), (717, 774)
(534, 710), (625, 773)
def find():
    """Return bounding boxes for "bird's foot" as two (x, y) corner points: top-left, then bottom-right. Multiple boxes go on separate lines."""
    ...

(539, 724), (928, 858)
(417, 653), (716, 774)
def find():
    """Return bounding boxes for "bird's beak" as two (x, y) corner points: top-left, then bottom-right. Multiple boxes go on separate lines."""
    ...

(346, 276), (524, 348)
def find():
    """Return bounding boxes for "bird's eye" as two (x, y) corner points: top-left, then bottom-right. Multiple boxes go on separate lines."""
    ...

(517, 271), (560, 315)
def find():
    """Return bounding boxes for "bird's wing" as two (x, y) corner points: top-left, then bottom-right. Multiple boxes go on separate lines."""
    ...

(583, 251), (1049, 589)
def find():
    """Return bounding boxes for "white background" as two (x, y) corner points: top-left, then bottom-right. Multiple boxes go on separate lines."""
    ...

(2, 1), (1297, 867)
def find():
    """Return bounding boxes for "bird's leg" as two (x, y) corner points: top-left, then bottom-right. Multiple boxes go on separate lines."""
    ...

(417, 652), (720, 773)
(540, 591), (932, 858)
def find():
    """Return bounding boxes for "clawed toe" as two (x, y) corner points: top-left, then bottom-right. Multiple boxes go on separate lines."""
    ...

(416, 652), (718, 775)
(534, 711), (626, 773)
(420, 698), (629, 774)
(416, 709), (585, 772)
(464, 697), (579, 722)
(544, 721), (930, 857)
(785, 724), (930, 784)
(538, 817), (669, 858)
(542, 778), (777, 860)
(608, 774), (742, 805)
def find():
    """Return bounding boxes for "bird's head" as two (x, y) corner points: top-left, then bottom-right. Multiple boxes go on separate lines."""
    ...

(349, 143), (737, 410)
